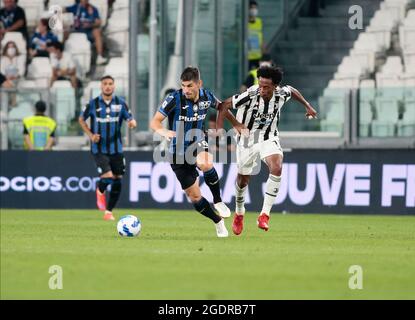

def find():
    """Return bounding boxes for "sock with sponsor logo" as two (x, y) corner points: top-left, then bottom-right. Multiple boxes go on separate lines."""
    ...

(235, 183), (247, 215)
(98, 178), (113, 193)
(261, 174), (281, 216)
(203, 168), (222, 204)
(107, 179), (122, 211)
(193, 197), (222, 223)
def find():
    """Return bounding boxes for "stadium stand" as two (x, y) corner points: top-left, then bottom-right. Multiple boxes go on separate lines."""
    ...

(1, 0), (130, 148)
(317, 0), (415, 137)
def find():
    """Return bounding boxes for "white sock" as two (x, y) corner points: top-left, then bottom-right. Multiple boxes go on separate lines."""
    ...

(235, 183), (247, 215)
(261, 174), (281, 216)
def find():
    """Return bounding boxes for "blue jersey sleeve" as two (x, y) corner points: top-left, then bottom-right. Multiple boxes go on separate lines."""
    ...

(80, 100), (92, 120)
(92, 6), (100, 20)
(121, 101), (133, 121)
(158, 92), (177, 117)
(206, 90), (220, 109)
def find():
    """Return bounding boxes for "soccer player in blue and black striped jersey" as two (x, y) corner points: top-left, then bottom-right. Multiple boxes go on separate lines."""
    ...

(150, 67), (241, 237)
(79, 75), (137, 221)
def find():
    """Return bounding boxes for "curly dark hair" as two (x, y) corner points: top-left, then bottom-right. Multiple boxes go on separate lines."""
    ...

(257, 66), (283, 85)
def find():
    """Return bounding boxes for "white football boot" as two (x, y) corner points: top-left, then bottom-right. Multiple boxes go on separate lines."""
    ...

(215, 219), (229, 238)
(214, 202), (231, 218)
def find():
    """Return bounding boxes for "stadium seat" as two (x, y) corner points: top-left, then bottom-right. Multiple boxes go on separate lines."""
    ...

(398, 78), (415, 136)
(47, 0), (70, 8)
(112, 0), (129, 10)
(349, 33), (381, 74)
(334, 56), (366, 82)
(27, 57), (53, 88)
(319, 89), (348, 135)
(403, 49), (415, 67)
(372, 93), (400, 137)
(376, 56), (404, 89)
(381, 0), (410, 22)
(359, 80), (376, 137)
(18, 0), (44, 28)
(326, 79), (360, 91)
(7, 101), (34, 148)
(397, 100), (415, 137)
(81, 81), (102, 107)
(64, 33), (91, 79)
(106, 8), (129, 54)
(104, 57), (128, 98)
(366, 10), (397, 51)
(51, 80), (76, 136)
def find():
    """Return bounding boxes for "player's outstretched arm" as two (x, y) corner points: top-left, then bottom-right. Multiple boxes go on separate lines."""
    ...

(217, 98), (246, 134)
(288, 85), (318, 119)
(149, 111), (176, 141)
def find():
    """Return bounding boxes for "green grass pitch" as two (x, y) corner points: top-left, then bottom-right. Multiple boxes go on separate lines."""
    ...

(1, 209), (414, 300)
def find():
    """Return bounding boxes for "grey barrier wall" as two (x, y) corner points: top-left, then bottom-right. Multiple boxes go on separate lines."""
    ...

(0, 150), (414, 214)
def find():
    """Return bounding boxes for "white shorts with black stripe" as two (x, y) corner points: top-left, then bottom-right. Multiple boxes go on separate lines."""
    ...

(236, 137), (283, 176)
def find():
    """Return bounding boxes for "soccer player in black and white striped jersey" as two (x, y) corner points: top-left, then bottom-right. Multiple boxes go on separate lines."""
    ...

(217, 65), (317, 235)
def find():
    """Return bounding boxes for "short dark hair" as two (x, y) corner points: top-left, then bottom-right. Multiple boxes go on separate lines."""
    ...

(180, 67), (200, 82)
(50, 41), (64, 52)
(100, 75), (114, 82)
(257, 66), (283, 85)
(249, 1), (258, 7)
(35, 100), (47, 113)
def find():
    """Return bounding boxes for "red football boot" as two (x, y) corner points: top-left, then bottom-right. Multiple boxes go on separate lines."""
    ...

(257, 213), (270, 231)
(232, 214), (244, 235)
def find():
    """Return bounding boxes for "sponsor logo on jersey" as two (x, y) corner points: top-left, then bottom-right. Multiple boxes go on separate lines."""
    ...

(178, 114), (207, 122)
(111, 104), (122, 112)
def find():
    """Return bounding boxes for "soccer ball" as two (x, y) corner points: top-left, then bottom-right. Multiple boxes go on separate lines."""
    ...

(117, 215), (141, 237)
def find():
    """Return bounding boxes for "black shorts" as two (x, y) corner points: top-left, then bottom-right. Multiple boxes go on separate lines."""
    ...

(93, 153), (126, 176)
(170, 140), (209, 190)
(171, 162), (199, 190)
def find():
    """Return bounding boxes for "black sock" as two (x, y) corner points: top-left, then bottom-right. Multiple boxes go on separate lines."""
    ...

(203, 168), (222, 204)
(98, 178), (113, 193)
(193, 197), (221, 224)
(107, 179), (122, 212)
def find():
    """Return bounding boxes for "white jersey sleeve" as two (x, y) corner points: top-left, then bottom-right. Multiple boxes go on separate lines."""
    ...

(232, 85), (258, 109)
(279, 85), (292, 102)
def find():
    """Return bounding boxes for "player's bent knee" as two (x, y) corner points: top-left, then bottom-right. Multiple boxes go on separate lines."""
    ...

(198, 162), (213, 172)
(186, 191), (201, 203)
(270, 165), (282, 176)
(237, 175), (250, 188)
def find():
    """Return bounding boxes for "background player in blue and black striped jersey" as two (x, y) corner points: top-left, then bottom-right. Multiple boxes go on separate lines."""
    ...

(79, 75), (137, 221)
(150, 67), (243, 237)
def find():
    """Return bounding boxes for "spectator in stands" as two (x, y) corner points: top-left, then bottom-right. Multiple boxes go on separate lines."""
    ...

(49, 41), (78, 89)
(240, 53), (274, 92)
(23, 101), (57, 151)
(65, 0), (106, 65)
(0, 41), (24, 86)
(247, 0), (266, 70)
(0, 0), (28, 41)
(29, 19), (59, 58)
(0, 72), (14, 88)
